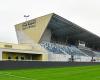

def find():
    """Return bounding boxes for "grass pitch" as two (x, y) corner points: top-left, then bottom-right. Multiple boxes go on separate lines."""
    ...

(0, 65), (100, 80)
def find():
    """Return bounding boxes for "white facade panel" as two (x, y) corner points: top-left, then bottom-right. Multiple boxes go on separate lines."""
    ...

(72, 55), (92, 62)
(0, 49), (2, 60)
(48, 53), (71, 61)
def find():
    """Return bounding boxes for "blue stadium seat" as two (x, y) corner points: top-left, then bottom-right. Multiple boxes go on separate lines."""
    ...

(40, 41), (87, 56)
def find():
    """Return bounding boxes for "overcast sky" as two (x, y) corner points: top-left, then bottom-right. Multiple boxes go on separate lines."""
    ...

(0, 0), (100, 43)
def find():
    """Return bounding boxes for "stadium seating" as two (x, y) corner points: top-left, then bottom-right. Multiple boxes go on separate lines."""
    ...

(40, 41), (87, 56)
(78, 45), (95, 57)
(93, 51), (100, 57)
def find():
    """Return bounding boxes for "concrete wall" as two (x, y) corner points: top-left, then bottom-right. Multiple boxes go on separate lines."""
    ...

(15, 13), (53, 44)
(2, 51), (48, 61)
(0, 42), (32, 50)
(39, 29), (51, 42)
(0, 61), (100, 69)
(0, 48), (48, 61)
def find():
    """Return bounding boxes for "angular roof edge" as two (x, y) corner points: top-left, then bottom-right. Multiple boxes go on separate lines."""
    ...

(51, 13), (100, 39)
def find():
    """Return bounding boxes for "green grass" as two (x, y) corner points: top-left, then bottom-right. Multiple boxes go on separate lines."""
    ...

(0, 65), (100, 80)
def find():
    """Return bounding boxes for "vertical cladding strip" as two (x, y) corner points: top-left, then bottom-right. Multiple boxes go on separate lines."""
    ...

(0, 50), (2, 60)
(42, 54), (48, 61)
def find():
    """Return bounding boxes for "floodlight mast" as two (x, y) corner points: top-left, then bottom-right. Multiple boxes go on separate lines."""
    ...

(24, 15), (30, 21)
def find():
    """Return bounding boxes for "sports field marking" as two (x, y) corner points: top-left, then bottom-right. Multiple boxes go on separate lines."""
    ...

(0, 72), (36, 80)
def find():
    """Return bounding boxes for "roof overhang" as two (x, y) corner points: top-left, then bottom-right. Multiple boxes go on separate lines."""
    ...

(47, 13), (100, 48)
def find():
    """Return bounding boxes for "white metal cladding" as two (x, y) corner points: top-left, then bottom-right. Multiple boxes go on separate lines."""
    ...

(48, 53), (70, 61)
(0, 49), (2, 60)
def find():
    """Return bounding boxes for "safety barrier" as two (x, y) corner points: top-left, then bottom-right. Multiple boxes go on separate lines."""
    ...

(0, 61), (100, 69)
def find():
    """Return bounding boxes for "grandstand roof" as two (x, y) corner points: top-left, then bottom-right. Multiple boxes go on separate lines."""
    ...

(47, 13), (100, 48)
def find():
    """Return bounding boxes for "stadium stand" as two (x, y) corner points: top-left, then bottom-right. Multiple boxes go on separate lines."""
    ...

(40, 41), (88, 56)
(78, 45), (95, 57)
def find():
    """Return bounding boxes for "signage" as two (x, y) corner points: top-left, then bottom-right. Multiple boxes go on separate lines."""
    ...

(22, 19), (36, 30)
(4, 45), (12, 48)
